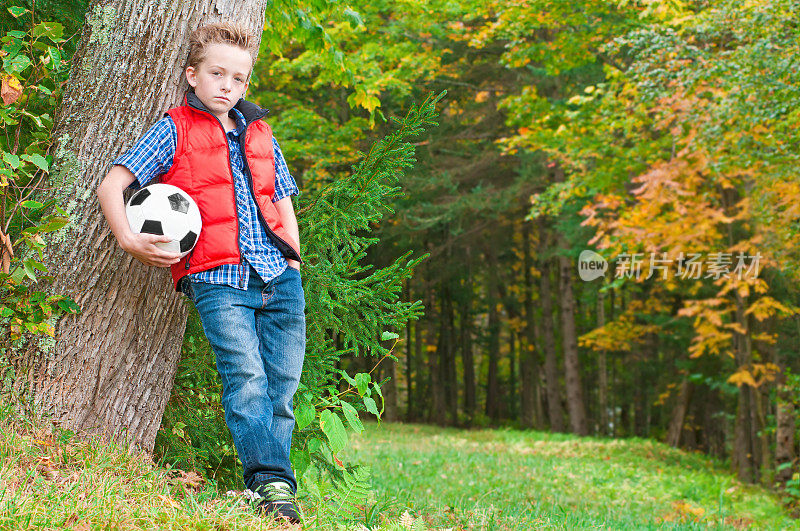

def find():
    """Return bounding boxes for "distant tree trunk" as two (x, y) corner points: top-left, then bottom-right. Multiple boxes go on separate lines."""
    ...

(460, 271), (476, 424)
(520, 223), (540, 429)
(444, 285), (458, 424)
(666, 379), (692, 447)
(383, 345), (398, 422)
(404, 280), (414, 420)
(557, 246), (588, 435)
(430, 292), (447, 424)
(509, 330), (517, 419)
(30, 0), (270, 453)
(776, 382), (795, 487)
(485, 251), (501, 422)
(412, 287), (426, 421)
(597, 290), (609, 435)
(539, 250), (565, 432)
(732, 290), (761, 482)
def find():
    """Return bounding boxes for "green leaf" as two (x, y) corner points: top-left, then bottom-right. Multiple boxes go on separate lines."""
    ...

(339, 369), (357, 387)
(31, 22), (64, 41)
(21, 200), (43, 210)
(40, 216), (69, 232)
(363, 396), (379, 416)
(381, 331), (399, 341)
(7, 53), (32, 73)
(340, 401), (364, 433)
(354, 372), (370, 396)
(22, 260), (37, 281)
(343, 7), (363, 28)
(7, 6), (27, 17)
(3, 153), (20, 169)
(295, 400), (315, 430)
(25, 259), (47, 273)
(22, 154), (49, 172)
(319, 409), (347, 453)
(308, 437), (323, 454)
(292, 448), (311, 477)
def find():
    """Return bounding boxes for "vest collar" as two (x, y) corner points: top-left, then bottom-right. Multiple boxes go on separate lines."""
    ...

(184, 88), (269, 124)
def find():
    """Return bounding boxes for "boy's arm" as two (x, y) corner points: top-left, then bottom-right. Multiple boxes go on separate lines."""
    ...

(273, 196), (301, 270)
(96, 165), (181, 267)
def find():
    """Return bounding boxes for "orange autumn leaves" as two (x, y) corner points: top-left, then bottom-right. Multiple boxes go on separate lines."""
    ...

(1, 74), (23, 106)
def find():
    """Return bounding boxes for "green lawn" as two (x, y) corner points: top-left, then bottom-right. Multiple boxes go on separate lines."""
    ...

(2, 402), (796, 530)
(340, 421), (798, 530)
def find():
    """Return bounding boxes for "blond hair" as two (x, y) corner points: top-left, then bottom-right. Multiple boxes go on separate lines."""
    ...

(187, 22), (257, 71)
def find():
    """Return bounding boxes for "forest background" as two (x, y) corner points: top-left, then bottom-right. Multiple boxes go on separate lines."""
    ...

(2, 0), (800, 515)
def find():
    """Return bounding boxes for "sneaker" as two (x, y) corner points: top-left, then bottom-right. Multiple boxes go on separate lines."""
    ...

(250, 480), (302, 524)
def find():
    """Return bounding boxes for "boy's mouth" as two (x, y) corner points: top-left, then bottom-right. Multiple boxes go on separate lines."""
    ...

(214, 96), (230, 102)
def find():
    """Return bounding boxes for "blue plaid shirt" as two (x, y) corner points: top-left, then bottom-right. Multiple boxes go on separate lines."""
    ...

(113, 107), (299, 289)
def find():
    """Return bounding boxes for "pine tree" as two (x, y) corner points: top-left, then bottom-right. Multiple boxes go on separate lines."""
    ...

(288, 91), (445, 480)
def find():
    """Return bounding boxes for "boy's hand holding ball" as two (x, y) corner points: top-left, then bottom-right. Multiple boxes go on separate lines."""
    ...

(121, 232), (181, 268)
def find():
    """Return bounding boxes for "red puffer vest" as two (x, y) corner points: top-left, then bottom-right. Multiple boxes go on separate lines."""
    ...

(160, 91), (302, 291)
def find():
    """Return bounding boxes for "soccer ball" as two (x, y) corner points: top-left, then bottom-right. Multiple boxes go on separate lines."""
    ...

(125, 183), (202, 257)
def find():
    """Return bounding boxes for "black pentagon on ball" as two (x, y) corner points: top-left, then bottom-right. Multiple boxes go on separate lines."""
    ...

(129, 188), (151, 206)
(180, 231), (197, 253)
(168, 193), (190, 213)
(140, 219), (164, 235)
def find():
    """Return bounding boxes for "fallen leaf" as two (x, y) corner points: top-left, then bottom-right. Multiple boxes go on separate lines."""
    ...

(1, 75), (23, 106)
(167, 469), (205, 491)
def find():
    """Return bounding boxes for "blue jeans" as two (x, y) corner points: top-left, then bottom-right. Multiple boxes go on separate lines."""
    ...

(183, 265), (306, 492)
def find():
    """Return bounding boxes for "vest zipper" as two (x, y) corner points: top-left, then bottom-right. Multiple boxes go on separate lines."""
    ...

(238, 122), (303, 264)
(186, 95), (302, 290)
(191, 106), (246, 287)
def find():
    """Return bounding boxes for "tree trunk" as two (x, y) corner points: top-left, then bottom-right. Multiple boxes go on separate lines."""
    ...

(732, 290), (761, 482)
(404, 280), (414, 421)
(382, 347), (398, 422)
(520, 223), (540, 429)
(31, 0), (270, 453)
(444, 285), (458, 424)
(539, 254), (565, 433)
(776, 383), (795, 487)
(597, 290), (608, 435)
(460, 275), (476, 425)
(557, 248), (588, 435)
(485, 253), (501, 422)
(667, 379), (691, 447)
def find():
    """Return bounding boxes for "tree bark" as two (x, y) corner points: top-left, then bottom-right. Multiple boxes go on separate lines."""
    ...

(485, 251), (501, 422)
(667, 379), (692, 447)
(776, 383), (795, 487)
(732, 290), (760, 482)
(404, 280), (414, 421)
(520, 222), (540, 429)
(459, 274), (476, 425)
(539, 253), (565, 433)
(30, 0), (271, 453)
(557, 247), (588, 435)
(597, 290), (608, 435)
(382, 347), (398, 422)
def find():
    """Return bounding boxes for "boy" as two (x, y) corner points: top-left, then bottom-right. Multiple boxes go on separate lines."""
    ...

(96, 22), (305, 524)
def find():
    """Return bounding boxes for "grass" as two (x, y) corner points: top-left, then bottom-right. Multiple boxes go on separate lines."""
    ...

(1, 401), (797, 530)
(341, 421), (800, 530)
(0, 402), (292, 530)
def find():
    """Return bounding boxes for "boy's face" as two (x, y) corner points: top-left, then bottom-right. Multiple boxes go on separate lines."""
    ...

(185, 43), (252, 122)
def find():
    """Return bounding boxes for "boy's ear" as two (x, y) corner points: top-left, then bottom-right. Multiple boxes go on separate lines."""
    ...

(185, 66), (197, 87)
